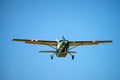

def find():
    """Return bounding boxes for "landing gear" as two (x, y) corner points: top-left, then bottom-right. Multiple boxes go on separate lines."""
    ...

(72, 55), (74, 60)
(50, 53), (55, 60)
(50, 55), (53, 60)
(69, 53), (75, 60)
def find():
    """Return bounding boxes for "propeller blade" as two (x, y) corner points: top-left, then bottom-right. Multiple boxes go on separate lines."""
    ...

(62, 35), (66, 40)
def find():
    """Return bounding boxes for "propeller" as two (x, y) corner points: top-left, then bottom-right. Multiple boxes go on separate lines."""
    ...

(62, 35), (66, 40)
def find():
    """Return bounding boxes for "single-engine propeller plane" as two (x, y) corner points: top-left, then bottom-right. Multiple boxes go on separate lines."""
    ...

(12, 36), (112, 60)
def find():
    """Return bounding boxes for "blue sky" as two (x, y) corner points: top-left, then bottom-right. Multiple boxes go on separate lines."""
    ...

(1, 0), (120, 80)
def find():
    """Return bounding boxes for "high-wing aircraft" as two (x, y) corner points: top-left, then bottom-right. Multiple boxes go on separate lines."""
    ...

(12, 36), (112, 60)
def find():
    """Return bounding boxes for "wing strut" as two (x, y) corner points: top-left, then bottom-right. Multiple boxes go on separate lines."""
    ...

(68, 46), (79, 50)
(46, 45), (56, 49)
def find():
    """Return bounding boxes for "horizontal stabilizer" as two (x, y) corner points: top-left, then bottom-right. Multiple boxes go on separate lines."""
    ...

(39, 50), (56, 53)
(68, 51), (76, 54)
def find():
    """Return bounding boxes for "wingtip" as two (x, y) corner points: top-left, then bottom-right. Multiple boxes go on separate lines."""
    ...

(12, 38), (25, 41)
(104, 40), (113, 43)
(12, 38), (16, 41)
(108, 40), (113, 42)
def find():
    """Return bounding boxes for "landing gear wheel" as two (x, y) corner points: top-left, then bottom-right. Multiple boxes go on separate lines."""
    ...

(72, 55), (74, 60)
(50, 55), (53, 60)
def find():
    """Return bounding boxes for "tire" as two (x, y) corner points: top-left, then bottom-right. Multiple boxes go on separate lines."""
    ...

(72, 55), (74, 60)
(50, 55), (53, 60)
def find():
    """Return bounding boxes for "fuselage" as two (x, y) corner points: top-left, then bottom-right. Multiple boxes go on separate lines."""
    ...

(56, 40), (69, 57)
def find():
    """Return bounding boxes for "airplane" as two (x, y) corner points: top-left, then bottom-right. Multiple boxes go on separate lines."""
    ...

(12, 36), (112, 60)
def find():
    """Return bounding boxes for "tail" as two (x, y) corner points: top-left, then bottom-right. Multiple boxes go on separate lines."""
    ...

(38, 50), (56, 53)
(67, 51), (76, 54)
(39, 50), (76, 53)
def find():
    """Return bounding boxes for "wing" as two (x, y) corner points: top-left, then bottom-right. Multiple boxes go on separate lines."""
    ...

(69, 40), (112, 46)
(12, 39), (57, 46)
